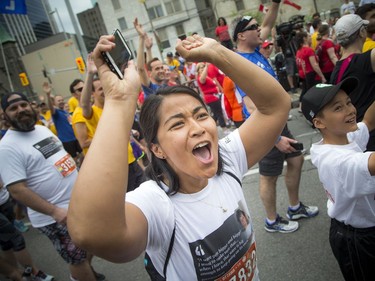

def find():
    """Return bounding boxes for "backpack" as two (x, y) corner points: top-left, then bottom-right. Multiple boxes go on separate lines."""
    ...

(315, 39), (326, 64)
(143, 171), (242, 280)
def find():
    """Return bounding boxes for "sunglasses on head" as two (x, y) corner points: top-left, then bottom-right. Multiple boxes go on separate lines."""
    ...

(241, 23), (260, 33)
(75, 87), (83, 92)
(240, 15), (252, 22)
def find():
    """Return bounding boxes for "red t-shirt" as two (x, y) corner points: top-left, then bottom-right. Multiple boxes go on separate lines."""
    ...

(197, 75), (219, 104)
(207, 64), (225, 86)
(215, 25), (231, 42)
(317, 39), (337, 73)
(296, 46), (317, 79)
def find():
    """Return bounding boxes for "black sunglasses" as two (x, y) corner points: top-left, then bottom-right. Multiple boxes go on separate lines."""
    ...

(75, 87), (83, 92)
(241, 23), (260, 33)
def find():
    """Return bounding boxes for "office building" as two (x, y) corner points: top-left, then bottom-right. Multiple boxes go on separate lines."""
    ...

(77, 2), (108, 40)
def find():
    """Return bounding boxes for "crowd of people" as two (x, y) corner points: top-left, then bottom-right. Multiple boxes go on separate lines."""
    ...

(0, 0), (375, 280)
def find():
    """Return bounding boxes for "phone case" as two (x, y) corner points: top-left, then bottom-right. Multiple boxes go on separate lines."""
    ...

(102, 29), (133, 79)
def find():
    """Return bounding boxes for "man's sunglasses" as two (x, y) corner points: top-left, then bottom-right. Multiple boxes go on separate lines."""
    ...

(75, 87), (83, 92)
(241, 23), (260, 33)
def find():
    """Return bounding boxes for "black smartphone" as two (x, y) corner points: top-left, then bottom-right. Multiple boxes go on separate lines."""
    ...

(290, 142), (304, 151)
(102, 29), (133, 79)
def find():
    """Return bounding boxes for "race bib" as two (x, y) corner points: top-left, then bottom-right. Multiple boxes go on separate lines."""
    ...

(54, 154), (76, 177)
(216, 243), (256, 281)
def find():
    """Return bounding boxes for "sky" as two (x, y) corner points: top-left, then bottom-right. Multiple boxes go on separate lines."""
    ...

(48, 0), (94, 34)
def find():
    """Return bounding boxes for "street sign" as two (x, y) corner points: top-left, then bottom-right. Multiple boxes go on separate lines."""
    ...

(75, 57), (85, 74)
(19, 72), (29, 86)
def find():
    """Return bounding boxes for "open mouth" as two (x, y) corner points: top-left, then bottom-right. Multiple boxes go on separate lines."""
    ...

(192, 141), (212, 163)
(345, 117), (356, 124)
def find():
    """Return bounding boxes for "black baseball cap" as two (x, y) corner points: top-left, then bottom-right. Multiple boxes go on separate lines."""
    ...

(1, 92), (30, 111)
(233, 15), (253, 42)
(166, 52), (173, 57)
(301, 77), (359, 123)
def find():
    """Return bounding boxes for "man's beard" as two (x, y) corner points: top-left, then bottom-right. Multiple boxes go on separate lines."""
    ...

(5, 109), (38, 132)
(154, 75), (165, 84)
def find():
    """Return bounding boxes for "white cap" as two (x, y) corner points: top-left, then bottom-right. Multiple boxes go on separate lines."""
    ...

(334, 14), (369, 44)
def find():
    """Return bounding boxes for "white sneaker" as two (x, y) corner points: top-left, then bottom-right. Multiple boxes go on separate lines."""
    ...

(265, 215), (299, 233)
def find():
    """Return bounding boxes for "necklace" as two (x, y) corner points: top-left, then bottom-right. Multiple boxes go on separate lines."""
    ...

(194, 191), (228, 213)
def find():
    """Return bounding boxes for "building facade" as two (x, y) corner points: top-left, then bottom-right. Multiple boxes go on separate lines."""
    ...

(0, 0), (57, 96)
(77, 2), (107, 40)
(0, 0), (54, 55)
(97, 0), (211, 61)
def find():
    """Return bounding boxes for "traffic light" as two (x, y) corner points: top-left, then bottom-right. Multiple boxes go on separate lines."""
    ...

(75, 57), (85, 74)
(19, 72), (29, 86)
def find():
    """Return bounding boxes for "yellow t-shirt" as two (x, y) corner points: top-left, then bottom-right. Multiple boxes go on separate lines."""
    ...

(72, 107), (94, 155)
(68, 96), (79, 115)
(40, 110), (57, 135)
(85, 105), (136, 164)
(363, 37), (375, 53)
(167, 59), (180, 69)
(311, 32), (318, 50)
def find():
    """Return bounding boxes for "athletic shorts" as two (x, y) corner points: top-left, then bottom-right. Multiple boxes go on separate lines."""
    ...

(285, 57), (297, 76)
(0, 199), (26, 252)
(62, 140), (82, 158)
(38, 223), (87, 265)
(259, 125), (302, 177)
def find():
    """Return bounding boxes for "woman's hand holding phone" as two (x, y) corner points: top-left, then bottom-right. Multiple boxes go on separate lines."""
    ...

(93, 35), (140, 103)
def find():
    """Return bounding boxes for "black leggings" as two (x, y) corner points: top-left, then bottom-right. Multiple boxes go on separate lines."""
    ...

(299, 71), (319, 102)
(208, 100), (226, 128)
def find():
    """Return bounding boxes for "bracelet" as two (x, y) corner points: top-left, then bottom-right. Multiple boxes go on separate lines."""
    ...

(272, 0), (282, 3)
(275, 136), (282, 144)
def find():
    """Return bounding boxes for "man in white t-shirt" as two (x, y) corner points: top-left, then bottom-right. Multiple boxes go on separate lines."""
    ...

(341, 0), (356, 16)
(0, 93), (104, 281)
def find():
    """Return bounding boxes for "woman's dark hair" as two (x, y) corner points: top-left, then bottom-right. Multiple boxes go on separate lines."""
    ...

(139, 85), (224, 194)
(296, 31), (308, 49)
(317, 24), (329, 40)
(217, 17), (227, 26)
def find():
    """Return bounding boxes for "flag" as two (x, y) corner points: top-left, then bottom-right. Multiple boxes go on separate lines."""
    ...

(259, 4), (269, 14)
(0, 0), (27, 15)
(283, 0), (302, 11)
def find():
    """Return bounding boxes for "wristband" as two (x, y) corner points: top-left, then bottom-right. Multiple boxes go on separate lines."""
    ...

(272, 0), (282, 3)
(275, 136), (282, 144)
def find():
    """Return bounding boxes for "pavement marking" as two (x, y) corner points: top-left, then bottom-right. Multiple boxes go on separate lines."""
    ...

(295, 131), (319, 138)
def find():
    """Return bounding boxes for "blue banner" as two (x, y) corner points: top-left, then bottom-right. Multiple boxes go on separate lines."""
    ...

(0, 0), (27, 15)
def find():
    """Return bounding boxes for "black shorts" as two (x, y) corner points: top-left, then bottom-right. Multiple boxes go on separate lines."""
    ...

(0, 198), (25, 252)
(62, 140), (82, 158)
(285, 57), (297, 76)
(259, 125), (302, 177)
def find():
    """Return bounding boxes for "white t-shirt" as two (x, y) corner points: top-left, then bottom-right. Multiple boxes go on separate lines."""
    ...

(0, 125), (77, 227)
(127, 130), (259, 280)
(340, 2), (356, 16)
(0, 178), (10, 205)
(310, 122), (375, 228)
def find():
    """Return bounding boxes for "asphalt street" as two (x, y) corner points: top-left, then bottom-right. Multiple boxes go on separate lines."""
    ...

(1, 105), (345, 281)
